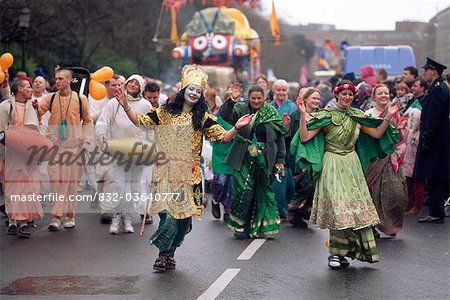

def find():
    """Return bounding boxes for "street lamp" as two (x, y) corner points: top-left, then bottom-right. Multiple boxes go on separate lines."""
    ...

(155, 42), (163, 79)
(18, 7), (30, 72)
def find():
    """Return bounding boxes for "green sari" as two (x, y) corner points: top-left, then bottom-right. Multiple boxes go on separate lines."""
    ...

(227, 104), (285, 238)
(290, 107), (398, 262)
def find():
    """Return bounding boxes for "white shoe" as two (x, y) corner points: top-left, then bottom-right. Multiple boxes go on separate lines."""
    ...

(109, 213), (121, 235)
(123, 214), (134, 233)
(64, 218), (76, 228)
(48, 218), (62, 231)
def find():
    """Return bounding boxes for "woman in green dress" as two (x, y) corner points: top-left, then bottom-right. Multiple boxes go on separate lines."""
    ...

(285, 87), (321, 228)
(219, 84), (285, 239)
(291, 80), (399, 269)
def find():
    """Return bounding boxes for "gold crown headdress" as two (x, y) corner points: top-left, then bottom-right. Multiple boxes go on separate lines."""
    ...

(180, 64), (208, 93)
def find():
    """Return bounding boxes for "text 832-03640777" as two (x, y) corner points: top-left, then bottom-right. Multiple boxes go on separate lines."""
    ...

(96, 193), (182, 203)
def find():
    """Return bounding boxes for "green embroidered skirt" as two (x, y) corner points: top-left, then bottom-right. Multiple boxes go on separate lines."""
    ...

(228, 151), (280, 238)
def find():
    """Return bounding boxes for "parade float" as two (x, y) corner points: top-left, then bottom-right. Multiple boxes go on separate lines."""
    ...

(171, 6), (261, 87)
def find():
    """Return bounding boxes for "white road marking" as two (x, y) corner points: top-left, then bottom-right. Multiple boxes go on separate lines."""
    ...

(197, 268), (241, 300)
(237, 238), (267, 260)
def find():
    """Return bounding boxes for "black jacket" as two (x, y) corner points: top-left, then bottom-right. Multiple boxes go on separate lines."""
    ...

(414, 77), (449, 181)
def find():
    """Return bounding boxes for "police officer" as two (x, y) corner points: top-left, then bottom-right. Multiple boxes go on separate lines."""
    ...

(414, 57), (449, 223)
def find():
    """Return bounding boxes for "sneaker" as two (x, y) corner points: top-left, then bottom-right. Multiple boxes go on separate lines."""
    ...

(109, 213), (121, 235)
(100, 213), (112, 224)
(64, 218), (76, 228)
(165, 256), (176, 270)
(7, 224), (18, 235)
(48, 218), (62, 231)
(211, 201), (221, 219)
(123, 214), (134, 233)
(18, 225), (32, 238)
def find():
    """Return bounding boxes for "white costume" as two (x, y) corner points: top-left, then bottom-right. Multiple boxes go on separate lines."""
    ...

(89, 95), (110, 124)
(96, 75), (153, 218)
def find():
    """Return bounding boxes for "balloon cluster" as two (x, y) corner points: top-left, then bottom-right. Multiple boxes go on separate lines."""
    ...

(0, 53), (112, 101)
(0, 53), (14, 84)
(89, 66), (114, 100)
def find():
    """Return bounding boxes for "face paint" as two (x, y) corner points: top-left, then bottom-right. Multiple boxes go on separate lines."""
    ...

(184, 84), (202, 106)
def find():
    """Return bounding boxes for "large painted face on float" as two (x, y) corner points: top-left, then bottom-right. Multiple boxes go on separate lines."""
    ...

(189, 33), (232, 66)
(184, 84), (202, 106)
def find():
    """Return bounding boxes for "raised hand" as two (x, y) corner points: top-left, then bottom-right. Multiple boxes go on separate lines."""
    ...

(282, 113), (291, 128)
(235, 113), (253, 129)
(386, 102), (400, 119)
(230, 82), (242, 100)
(115, 88), (128, 108)
(296, 97), (307, 114)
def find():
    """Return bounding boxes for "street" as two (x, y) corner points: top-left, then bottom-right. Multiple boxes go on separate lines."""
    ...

(0, 195), (449, 300)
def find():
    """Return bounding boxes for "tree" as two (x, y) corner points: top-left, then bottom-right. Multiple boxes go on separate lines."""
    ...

(292, 33), (315, 63)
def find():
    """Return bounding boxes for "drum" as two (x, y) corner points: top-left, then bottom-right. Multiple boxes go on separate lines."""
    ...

(102, 136), (157, 166)
(0, 128), (54, 163)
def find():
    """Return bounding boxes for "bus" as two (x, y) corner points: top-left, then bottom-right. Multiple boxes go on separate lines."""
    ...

(343, 45), (416, 78)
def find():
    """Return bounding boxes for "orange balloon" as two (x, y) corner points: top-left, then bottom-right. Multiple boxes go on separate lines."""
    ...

(89, 80), (106, 100)
(90, 66), (114, 82)
(0, 70), (5, 84)
(0, 53), (14, 71)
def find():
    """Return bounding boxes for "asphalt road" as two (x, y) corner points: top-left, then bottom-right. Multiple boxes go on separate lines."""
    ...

(0, 197), (449, 300)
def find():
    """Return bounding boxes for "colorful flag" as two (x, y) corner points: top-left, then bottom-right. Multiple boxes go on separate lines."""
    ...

(270, 0), (280, 46)
(170, 6), (179, 45)
(325, 39), (339, 57)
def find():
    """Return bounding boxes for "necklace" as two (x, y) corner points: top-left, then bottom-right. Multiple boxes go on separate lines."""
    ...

(59, 90), (71, 97)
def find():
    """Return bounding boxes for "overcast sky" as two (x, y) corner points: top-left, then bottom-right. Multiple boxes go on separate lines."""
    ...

(259, 0), (450, 30)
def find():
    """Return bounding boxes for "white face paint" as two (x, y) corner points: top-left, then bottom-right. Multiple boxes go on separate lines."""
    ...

(184, 84), (202, 106)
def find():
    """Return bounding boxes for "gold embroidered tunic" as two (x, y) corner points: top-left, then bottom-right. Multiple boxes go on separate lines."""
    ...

(137, 108), (227, 219)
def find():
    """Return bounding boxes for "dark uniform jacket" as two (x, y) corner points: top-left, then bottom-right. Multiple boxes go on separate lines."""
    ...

(414, 77), (449, 181)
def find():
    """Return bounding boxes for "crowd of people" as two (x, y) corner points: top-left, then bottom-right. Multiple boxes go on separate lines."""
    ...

(0, 57), (448, 272)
